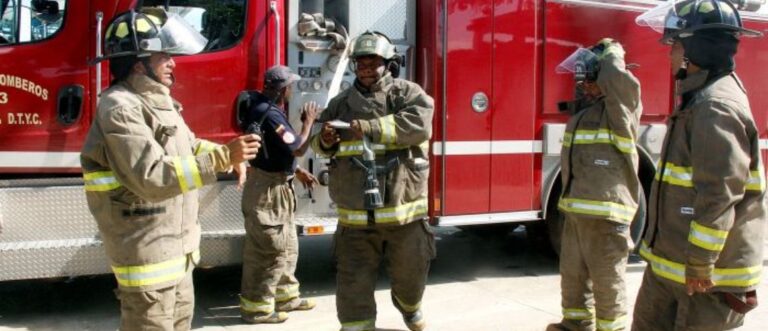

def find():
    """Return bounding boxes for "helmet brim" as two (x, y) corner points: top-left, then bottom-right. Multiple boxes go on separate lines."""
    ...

(660, 23), (764, 44)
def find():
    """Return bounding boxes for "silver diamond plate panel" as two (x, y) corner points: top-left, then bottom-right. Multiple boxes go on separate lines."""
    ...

(0, 180), (338, 281)
(0, 239), (111, 280)
(350, 0), (412, 41)
(0, 185), (99, 241)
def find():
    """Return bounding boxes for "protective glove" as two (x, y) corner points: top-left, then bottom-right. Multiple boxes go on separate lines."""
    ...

(592, 38), (625, 61)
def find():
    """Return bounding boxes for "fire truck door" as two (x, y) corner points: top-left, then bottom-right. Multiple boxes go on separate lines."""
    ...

(441, 1), (493, 216)
(441, 0), (536, 216)
(0, 0), (90, 172)
(143, 0), (253, 144)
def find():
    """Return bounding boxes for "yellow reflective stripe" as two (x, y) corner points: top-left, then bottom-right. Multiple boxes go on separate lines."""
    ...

(712, 264), (763, 287)
(746, 170), (766, 192)
(336, 140), (408, 157)
(240, 296), (275, 313)
(337, 198), (429, 226)
(378, 115), (397, 145)
(638, 242), (686, 284)
(393, 294), (421, 313)
(275, 284), (300, 302)
(111, 255), (189, 287)
(597, 315), (627, 331)
(563, 308), (594, 320)
(655, 162), (693, 188)
(194, 140), (219, 156)
(375, 199), (428, 224)
(688, 221), (728, 252)
(338, 208), (369, 226)
(566, 129), (636, 154)
(83, 171), (122, 191)
(657, 164), (764, 192)
(639, 241), (763, 287)
(173, 156), (203, 193)
(558, 198), (637, 223)
(341, 320), (376, 331)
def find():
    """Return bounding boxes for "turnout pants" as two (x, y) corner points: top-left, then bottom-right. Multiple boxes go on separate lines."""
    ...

(632, 269), (745, 331)
(116, 268), (195, 331)
(240, 168), (301, 317)
(559, 213), (631, 331)
(334, 220), (436, 331)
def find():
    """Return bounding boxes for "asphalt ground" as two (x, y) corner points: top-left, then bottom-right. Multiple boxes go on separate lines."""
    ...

(0, 226), (766, 331)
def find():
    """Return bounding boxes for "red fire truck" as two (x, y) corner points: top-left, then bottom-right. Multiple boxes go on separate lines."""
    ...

(0, 0), (766, 281)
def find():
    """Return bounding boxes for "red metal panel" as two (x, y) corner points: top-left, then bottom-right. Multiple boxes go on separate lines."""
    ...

(736, 21), (768, 143)
(541, 1), (672, 118)
(0, 1), (92, 173)
(738, 18), (768, 178)
(418, 0), (442, 218)
(489, 0), (539, 212)
(172, 0), (277, 145)
(443, 0), (494, 215)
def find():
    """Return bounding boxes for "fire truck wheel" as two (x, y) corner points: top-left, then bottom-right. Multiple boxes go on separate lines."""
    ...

(628, 188), (647, 255)
(544, 198), (565, 257)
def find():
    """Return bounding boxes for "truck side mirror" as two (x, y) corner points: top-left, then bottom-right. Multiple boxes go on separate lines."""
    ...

(235, 90), (255, 129)
(32, 0), (59, 16)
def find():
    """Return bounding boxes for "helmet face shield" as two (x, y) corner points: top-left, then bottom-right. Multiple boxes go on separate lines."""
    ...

(152, 13), (208, 55)
(556, 48), (599, 82)
(102, 9), (207, 61)
(636, 0), (764, 44)
(635, 0), (679, 34)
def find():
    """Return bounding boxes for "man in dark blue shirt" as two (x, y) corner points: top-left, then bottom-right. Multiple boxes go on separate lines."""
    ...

(238, 65), (318, 324)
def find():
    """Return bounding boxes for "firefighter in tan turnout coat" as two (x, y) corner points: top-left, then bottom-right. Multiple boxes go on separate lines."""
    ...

(80, 9), (260, 331)
(311, 31), (435, 331)
(547, 39), (643, 331)
(633, 0), (767, 330)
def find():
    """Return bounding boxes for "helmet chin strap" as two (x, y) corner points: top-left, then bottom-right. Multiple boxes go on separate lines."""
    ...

(675, 58), (690, 80)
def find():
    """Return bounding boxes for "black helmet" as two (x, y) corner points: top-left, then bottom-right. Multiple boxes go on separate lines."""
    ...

(636, 0), (763, 44)
(103, 8), (208, 59)
(556, 48), (599, 82)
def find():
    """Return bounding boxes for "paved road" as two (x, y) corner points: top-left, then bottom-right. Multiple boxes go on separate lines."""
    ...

(0, 226), (766, 331)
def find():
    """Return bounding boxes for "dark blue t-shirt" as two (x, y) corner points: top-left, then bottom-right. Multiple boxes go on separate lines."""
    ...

(241, 92), (301, 174)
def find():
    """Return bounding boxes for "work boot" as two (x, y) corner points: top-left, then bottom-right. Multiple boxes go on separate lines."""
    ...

(545, 322), (594, 331)
(241, 311), (288, 324)
(403, 309), (426, 331)
(546, 323), (569, 331)
(276, 298), (317, 312)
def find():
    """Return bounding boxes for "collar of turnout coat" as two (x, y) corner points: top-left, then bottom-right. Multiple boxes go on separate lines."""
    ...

(124, 73), (181, 112)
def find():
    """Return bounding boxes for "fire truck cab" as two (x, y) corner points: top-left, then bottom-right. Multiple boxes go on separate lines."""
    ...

(0, 0), (766, 281)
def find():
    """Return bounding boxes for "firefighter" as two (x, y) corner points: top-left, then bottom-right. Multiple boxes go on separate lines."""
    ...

(310, 31), (435, 331)
(632, 0), (766, 329)
(80, 8), (260, 331)
(238, 65), (319, 324)
(546, 39), (643, 331)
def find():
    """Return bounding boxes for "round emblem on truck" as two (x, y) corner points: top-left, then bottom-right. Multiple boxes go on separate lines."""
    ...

(471, 92), (489, 113)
